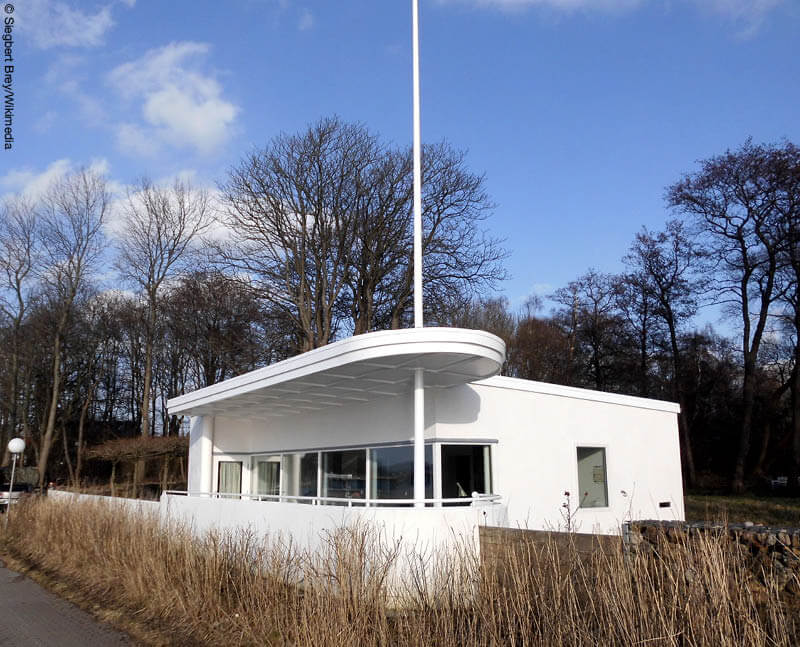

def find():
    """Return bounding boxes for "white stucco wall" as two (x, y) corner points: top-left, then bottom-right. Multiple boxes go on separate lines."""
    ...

(45, 489), (508, 590)
(197, 376), (684, 535)
(209, 392), (437, 494)
(435, 378), (684, 533)
(214, 392), (437, 454)
(161, 494), (507, 558)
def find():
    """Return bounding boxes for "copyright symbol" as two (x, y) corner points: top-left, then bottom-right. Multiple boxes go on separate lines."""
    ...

(3, 4), (12, 14)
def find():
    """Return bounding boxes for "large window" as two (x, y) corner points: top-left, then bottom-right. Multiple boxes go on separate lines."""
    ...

(322, 450), (366, 500)
(281, 452), (319, 499)
(236, 442), (493, 505)
(370, 445), (432, 502)
(253, 456), (281, 496)
(217, 461), (242, 495)
(577, 447), (608, 508)
(441, 445), (492, 501)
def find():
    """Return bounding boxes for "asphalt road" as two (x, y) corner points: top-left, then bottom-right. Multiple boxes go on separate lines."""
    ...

(0, 562), (131, 646)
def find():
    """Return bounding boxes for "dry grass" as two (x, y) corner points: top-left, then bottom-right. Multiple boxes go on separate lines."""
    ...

(1, 497), (798, 646)
(685, 494), (800, 526)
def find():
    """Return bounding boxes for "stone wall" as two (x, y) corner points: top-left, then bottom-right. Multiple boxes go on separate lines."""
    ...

(479, 522), (800, 597)
(629, 520), (800, 595)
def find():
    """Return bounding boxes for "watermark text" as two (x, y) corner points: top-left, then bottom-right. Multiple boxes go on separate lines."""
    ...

(3, 4), (14, 150)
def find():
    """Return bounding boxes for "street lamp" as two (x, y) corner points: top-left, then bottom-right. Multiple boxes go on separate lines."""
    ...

(4, 437), (25, 529)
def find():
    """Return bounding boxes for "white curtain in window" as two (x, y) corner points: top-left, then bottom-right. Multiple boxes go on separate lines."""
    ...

(218, 461), (242, 494)
(257, 460), (280, 495)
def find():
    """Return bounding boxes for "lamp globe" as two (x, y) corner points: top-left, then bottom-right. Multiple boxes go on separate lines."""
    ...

(7, 438), (25, 455)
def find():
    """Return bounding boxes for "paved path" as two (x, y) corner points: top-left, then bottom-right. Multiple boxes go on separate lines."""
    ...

(0, 562), (132, 646)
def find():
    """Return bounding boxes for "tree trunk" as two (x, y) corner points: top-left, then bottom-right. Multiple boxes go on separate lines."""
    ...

(753, 419), (772, 481)
(74, 381), (95, 485)
(677, 403), (696, 489)
(140, 336), (154, 437)
(791, 349), (800, 493)
(732, 358), (757, 494)
(666, 310), (695, 488)
(110, 461), (117, 497)
(753, 377), (791, 480)
(61, 422), (75, 486)
(38, 331), (63, 488)
(161, 455), (169, 494)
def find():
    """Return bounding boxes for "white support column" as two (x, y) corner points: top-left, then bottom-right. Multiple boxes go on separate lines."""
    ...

(413, 368), (425, 506)
(188, 415), (215, 495)
(432, 442), (442, 506)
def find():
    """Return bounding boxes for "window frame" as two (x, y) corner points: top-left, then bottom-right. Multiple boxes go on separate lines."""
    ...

(217, 460), (243, 496)
(575, 445), (609, 509)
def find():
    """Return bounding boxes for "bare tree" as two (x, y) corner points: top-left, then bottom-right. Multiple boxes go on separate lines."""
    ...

(624, 220), (705, 487)
(220, 118), (370, 351)
(668, 140), (788, 493)
(219, 117), (507, 351)
(769, 142), (800, 487)
(369, 143), (507, 331)
(0, 197), (39, 459)
(509, 314), (573, 384)
(115, 179), (211, 437)
(36, 169), (108, 486)
(614, 271), (660, 398)
(552, 270), (626, 391)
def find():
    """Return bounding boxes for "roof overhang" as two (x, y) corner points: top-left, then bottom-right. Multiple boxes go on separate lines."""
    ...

(167, 327), (506, 420)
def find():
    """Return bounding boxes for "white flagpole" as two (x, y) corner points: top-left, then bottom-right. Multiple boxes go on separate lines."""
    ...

(412, 0), (425, 506)
(412, 0), (423, 329)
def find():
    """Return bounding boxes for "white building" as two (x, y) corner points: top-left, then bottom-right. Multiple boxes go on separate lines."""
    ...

(164, 327), (684, 544)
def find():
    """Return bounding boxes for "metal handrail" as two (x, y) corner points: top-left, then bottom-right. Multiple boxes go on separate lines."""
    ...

(163, 489), (502, 507)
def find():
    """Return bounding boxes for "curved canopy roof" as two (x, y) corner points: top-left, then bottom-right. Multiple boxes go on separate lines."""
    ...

(167, 327), (506, 420)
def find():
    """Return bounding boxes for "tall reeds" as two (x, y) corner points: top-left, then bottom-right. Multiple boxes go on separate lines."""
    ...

(1, 498), (797, 646)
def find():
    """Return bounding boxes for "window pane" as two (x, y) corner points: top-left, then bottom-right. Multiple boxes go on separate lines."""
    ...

(254, 456), (280, 496)
(322, 450), (366, 500)
(577, 447), (608, 508)
(441, 445), (491, 501)
(282, 452), (319, 499)
(370, 445), (433, 500)
(300, 452), (318, 497)
(217, 461), (242, 495)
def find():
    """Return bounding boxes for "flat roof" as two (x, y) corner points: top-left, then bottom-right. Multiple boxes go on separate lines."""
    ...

(477, 375), (681, 414)
(167, 327), (506, 419)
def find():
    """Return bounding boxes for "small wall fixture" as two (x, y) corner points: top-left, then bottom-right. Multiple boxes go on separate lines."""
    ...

(659, 501), (671, 508)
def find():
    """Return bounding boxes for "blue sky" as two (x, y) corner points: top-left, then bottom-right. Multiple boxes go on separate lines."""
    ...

(2, 0), (799, 311)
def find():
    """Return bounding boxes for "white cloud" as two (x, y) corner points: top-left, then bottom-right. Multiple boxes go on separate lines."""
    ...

(704, 0), (782, 18)
(115, 123), (160, 157)
(298, 8), (315, 31)
(1, 158), (122, 205)
(18, 0), (115, 49)
(103, 171), (227, 243)
(442, 0), (784, 24)
(440, 0), (641, 11)
(108, 42), (239, 156)
(44, 55), (108, 125)
(0, 159), (74, 201)
(33, 111), (58, 134)
(700, 0), (783, 35)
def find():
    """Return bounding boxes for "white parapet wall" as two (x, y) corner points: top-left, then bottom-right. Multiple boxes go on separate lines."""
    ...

(160, 493), (509, 558)
(45, 489), (509, 582)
